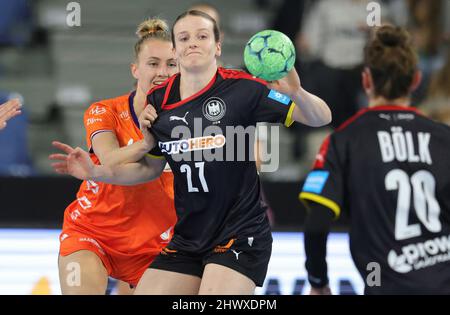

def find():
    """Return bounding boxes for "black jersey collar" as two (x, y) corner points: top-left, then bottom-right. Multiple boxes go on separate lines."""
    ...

(161, 69), (218, 110)
(367, 104), (422, 114)
(337, 104), (422, 131)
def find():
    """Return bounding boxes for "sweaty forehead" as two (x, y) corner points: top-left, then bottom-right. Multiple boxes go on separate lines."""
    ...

(174, 15), (213, 34)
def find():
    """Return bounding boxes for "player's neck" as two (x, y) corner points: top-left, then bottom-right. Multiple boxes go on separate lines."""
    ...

(368, 96), (411, 108)
(133, 88), (147, 117)
(179, 64), (218, 100)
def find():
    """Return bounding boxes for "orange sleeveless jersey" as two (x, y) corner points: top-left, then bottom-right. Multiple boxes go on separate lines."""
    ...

(61, 92), (176, 256)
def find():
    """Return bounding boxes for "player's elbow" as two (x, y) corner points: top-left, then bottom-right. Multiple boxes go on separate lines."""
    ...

(303, 113), (332, 128)
(319, 110), (332, 127)
(294, 99), (332, 127)
(313, 102), (332, 127)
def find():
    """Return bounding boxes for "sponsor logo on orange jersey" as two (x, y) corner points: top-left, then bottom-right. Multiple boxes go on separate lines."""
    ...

(89, 106), (106, 116)
(119, 110), (130, 120)
(86, 118), (102, 125)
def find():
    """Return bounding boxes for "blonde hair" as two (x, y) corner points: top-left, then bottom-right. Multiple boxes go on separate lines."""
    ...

(134, 18), (171, 60)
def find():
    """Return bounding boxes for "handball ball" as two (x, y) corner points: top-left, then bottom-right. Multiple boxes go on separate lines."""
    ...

(244, 30), (296, 81)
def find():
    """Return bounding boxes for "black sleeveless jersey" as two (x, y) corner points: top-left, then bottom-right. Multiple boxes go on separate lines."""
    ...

(301, 105), (450, 294)
(147, 68), (295, 253)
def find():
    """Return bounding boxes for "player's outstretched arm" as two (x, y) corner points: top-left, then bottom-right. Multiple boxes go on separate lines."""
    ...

(49, 141), (165, 185)
(91, 132), (155, 167)
(0, 99), (22, 130)
(267, 68), (332, 127)
(90, 104), (158, 167)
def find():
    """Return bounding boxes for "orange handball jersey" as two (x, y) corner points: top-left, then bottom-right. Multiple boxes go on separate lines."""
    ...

(62, 92), (176, 256)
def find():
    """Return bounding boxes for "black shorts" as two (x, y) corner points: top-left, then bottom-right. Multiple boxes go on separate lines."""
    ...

(149, 232), (273, 287)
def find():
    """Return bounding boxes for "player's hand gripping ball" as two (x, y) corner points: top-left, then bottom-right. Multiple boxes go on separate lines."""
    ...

(244, 30), (296, 81)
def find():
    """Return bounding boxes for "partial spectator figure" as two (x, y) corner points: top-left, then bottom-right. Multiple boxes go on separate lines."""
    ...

(444, 0), (450, 43)
(0, 93), (34, 176)
(380, 0), (409, 27)
(298, 0), (373, 128)
(420, 48), (450, 125)
(272, 0), (307, 44)
(406, 0), (446, 104)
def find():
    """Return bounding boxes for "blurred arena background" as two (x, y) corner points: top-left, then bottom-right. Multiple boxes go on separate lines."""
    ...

(0, 0), (449, 295)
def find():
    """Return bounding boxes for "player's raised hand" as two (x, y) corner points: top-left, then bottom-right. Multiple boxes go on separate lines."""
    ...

(49, 141), (95, 180)
(0, 98), (22, 130)
(266, 67), (302, 98)
(138, 104), (157, 149)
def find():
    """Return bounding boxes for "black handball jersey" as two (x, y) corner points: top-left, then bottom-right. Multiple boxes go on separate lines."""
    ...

(147, 67), (295, 253)
(300, 105), (450, 294)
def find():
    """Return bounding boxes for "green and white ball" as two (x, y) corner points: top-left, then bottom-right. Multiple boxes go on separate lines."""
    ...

(244, 30), (296, 81)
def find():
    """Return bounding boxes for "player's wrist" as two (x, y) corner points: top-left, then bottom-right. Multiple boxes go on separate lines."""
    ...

(289, 88), (307, 105)
(91, 164), (112, 181)
(310, 285), (331, 295)
(308, 274), (329, 289)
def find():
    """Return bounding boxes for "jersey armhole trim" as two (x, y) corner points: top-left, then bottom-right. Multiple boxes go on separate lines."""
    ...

(284, 103), (296, 127)
(299, 192), (340, 219)
(90, 129), (115, 143)
(88, 129), (115, 153)
(145, 153), (165, 160)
